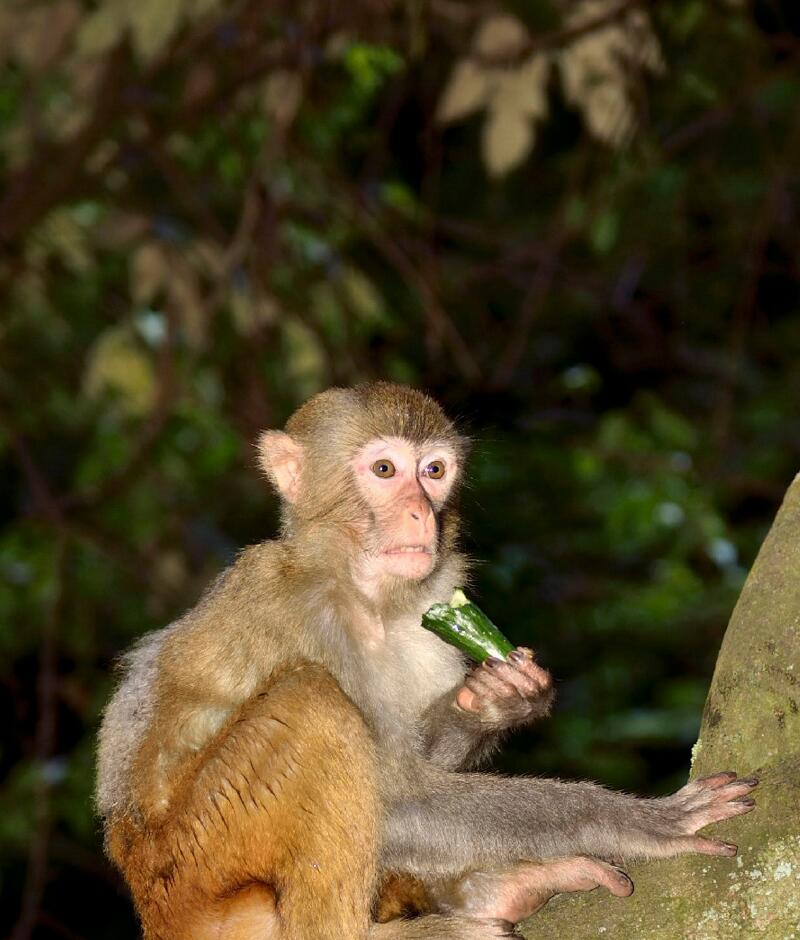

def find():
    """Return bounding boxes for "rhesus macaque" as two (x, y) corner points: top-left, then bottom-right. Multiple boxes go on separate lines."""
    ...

(96, 383), (757, 940)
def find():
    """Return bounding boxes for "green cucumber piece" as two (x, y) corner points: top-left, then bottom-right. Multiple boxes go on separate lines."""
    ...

(421, 589), (514, 663)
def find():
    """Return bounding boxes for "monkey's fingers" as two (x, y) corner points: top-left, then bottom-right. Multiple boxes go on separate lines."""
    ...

(455, 686), (480, 712)
(483, 660), (535, 698)
(455, 670), (522, 717)
(506, 650), (553, 693)
(510, 646), (549, 675)
(685, 772), (759, 800)
(671, 773), (758, 831)
(485, 654), (553, 703)
(463, 669), (518, 703)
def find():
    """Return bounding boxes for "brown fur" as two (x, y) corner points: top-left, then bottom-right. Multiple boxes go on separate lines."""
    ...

(107, 662), (379, 940)
(375, 874), (435, 923)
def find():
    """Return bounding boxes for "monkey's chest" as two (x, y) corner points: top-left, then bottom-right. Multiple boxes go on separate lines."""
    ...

(358, 619), (465, 745)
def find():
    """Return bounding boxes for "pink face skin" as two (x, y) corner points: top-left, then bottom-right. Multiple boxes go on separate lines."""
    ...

(352, 436), (459, 588)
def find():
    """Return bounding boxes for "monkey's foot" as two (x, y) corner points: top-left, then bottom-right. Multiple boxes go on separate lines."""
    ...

(445, 856), (633, 924)
(456, 648), (554, 727)
(663, 771), (758, 856)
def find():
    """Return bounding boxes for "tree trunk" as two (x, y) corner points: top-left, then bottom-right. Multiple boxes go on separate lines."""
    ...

(520, 472), (800, 939)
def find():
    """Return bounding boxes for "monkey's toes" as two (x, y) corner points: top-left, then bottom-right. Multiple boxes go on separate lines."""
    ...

(606, 866), (635, 898)
(686, 836), (739, 857)
(577, 859), (633, 898)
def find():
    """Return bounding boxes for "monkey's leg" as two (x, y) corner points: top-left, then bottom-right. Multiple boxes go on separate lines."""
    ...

(374, 857), (631, 937)
(107, 661), (381, 940)
(434, 856), (633, 922)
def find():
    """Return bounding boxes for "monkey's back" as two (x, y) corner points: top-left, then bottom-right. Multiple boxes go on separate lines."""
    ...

(95, 540), (305, 824)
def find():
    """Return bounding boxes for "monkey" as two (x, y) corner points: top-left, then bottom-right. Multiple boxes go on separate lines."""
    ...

(95, 382), (757, 939)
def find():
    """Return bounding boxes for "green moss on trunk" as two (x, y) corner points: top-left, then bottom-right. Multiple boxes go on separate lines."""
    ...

(520, 473), (800, 939)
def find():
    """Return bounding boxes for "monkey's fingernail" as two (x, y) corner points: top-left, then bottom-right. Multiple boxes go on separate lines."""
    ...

(486, 657), (503, 668)
(738, 797), (755, 806)
(508, 651), (524, 663)
(740, 776), (759, 787)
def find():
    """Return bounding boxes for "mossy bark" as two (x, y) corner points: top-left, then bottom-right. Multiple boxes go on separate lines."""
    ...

(520, 472), (800, 940)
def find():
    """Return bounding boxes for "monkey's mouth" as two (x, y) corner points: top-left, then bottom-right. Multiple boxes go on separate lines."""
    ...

(383, 545), (433, 555)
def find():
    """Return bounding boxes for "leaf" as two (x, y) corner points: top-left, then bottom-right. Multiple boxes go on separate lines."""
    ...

(184, 0), (222, 17)
(590, 210), (619, 254)
(311, 283), (346, 344)
(12, 0), (81, 72)
(437, 58), (490, 124)
(263, 70), (304, 127)
(474, 14), (529, 59)
(34, 208), (93, 274)
(340, 267), (388, 325)
(499, 52), (551, 119)
(168, 265), (207, 350)
(76, 0), (127, 58)
(282, 319), (327, 401)
(558, 0), (664, 148)
(96, 212), (150, 249)
(84, 326), (157, 418)
(130, 243), (168, 306)
(0, 7), (20, 67)
(482, 103), (534, 178)
(230, 288), (279, 336)
(129, 0), (183, 64)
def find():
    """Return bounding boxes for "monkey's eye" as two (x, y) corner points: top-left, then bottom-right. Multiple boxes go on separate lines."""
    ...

(423, 460), (446, 479)
(371, 460), (396, 478)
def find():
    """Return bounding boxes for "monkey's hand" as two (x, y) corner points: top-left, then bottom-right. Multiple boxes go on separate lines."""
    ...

(655, 771), (758, 856)
(455, 648), (554, 730)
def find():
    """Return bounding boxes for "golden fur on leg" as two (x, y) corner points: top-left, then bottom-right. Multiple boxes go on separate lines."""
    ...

(106, 661), (380, 940)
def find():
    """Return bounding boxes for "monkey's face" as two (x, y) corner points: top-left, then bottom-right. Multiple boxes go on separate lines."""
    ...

(352, 436), (460, 582)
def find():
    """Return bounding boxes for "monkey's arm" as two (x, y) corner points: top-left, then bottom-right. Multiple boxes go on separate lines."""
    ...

(418, 648), (554, 770)
(382, 764), (757, 877)
(418, 694), (498, 770)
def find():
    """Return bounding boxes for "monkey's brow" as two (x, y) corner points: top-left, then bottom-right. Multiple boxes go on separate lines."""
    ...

(419, 439), (457, 455)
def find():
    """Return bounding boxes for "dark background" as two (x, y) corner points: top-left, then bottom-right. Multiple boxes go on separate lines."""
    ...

(2, 1), (799, 937)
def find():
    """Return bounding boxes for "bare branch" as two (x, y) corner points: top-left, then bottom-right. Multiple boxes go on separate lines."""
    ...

(9, 538), (68, 940)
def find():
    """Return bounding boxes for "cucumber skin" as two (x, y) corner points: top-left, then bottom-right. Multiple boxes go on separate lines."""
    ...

(421, 601), (514, 663)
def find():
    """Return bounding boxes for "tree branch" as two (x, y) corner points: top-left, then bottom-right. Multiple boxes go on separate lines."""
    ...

(9, 538), (68, 940)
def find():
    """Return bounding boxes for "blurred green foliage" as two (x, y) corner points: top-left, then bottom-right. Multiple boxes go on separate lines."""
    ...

(1, 0), (800, 936)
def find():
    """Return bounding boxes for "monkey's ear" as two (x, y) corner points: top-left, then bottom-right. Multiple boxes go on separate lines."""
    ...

(257, 431), (304, 503)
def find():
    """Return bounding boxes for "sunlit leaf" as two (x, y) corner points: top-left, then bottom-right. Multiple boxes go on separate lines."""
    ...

(482, 102), (534, 178)
(437, 59), (490, 124)
(558, 0), (663, 147)
(282, 318), (327, 401)
(184, 0), (223, 17)
(474, 13), (529, 59)
(84, 326), (157, 417)
(168, 264), (207, 350)
(499, 52), (551, 119)
(76, 0), (127, 58)
(230, 288), (279, 336)
(340, 267), (388, 325)
(33, 208), (94, 274)
(12, 0), (81, 71)
(129, 0), (184, 64)
(130, 242), (168, 305)
(263, 70), (304, 128)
